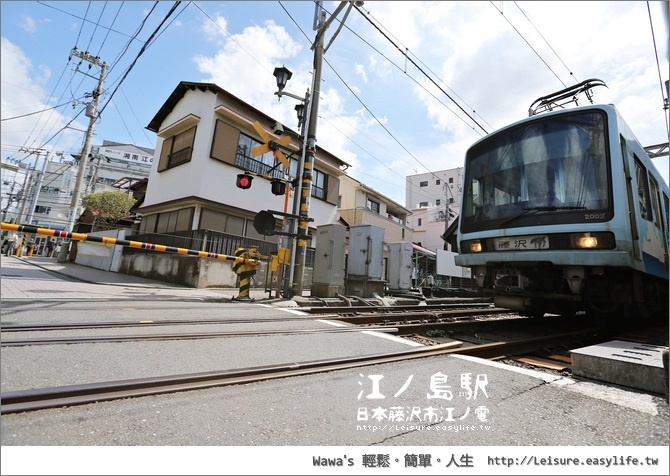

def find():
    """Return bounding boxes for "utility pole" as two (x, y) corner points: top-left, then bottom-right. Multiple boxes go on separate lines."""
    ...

(291, 0), (355, 296)
(14, 162), (35, 225)
(284, 88), (311, 297)
(23, 150), (50, 226)
(58, 48), (107, 262)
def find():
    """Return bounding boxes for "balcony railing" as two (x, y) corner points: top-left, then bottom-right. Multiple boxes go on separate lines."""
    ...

(235, 153), (283, 179)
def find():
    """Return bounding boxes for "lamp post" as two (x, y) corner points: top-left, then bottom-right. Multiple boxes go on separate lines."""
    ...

(271, 1), (358, 296)
(272, 66), (311, 297)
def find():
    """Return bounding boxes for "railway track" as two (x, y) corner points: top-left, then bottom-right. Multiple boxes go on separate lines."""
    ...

(0, 325), (402, 346)
(0, 304), (505, 333)
(0, 310), (561, 347)
(2, 298), (655, 415)
(0, 307), (603, 348)
(0, 327), (600, 415)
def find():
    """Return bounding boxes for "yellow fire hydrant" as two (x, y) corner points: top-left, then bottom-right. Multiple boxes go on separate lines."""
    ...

(232, 247), (261, 301)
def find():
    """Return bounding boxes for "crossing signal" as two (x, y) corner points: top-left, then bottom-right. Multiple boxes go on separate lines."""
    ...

(271, 179), (287, 196)
(236, 173), (253, 189)
(253, 210), (277, 235)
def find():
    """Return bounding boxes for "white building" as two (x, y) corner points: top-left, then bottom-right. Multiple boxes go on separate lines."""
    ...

(3, 141), (153, 230)
(85, 141), (153, 194)
(405, 167), (468, 287)
(405, 167), (463, 251)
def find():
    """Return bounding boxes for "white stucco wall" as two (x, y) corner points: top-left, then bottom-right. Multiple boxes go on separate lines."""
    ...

(142, 86), (340, 232)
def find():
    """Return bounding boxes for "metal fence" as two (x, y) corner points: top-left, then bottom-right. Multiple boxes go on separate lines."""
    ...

(124, 229), (278, 257)
(124, 228), (314, 265)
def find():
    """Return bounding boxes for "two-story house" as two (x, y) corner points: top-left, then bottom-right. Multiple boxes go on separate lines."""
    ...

(338, 175), (412, 243)
(127, 81), (349, 288)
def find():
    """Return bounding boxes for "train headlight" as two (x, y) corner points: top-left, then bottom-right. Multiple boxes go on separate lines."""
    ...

(576, 234), (598, 248)
(570, 232), (615, 249)
(468, 240), (482, 253)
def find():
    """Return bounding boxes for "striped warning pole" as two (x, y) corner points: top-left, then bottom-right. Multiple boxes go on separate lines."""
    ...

(232, 247), (260, 301)
(1, 222), (261, 266)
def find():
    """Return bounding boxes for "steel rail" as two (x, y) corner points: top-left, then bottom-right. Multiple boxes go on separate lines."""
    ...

(0, 325), (400, 347)
(0, 307), (510, 332)
(332, 307), (510, 324)
(0, 316), (333, 332)
(0, 314), (535, 346)
(301, 302), (492, 314)
(0, 329), (597, 415)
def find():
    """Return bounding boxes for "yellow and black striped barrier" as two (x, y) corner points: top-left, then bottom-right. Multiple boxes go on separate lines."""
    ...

(1, 222), (261, 266)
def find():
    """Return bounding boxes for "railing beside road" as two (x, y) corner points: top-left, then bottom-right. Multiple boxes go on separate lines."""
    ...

(124, 229), (278, 258)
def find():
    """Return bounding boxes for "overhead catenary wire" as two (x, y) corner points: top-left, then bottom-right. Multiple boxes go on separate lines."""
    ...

(352, 3), (489, 136)
(278, 2), (455, 199)
(646, 1), (670, 136)
(489, 1), (568, 89)
(351, 4), (494, 133)
(513, 1), (579, 84)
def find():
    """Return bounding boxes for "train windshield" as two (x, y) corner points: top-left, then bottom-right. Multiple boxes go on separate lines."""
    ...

(461, 111), (610, 231)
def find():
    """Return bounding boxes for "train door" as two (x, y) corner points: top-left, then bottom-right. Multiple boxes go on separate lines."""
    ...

(663, 191), (670, 267)
(648, 175), (669, 271)
(620, 136), (641, 260)
(633, 157), (668, 278)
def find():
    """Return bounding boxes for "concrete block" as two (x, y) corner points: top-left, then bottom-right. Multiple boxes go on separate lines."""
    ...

(571, 340), (669, 395)
(310, 282), (345, 298)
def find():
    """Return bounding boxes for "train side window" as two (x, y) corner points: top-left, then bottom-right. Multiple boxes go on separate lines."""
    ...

(648, 176), (662, 229)
(663, 193), (669, 236)
(634, 158), (651, 221)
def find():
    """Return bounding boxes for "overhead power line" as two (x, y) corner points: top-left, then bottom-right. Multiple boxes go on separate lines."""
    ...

(98, 1), (184, 117)
(1, 100), (84, 122)
(352, 3), (488, 135)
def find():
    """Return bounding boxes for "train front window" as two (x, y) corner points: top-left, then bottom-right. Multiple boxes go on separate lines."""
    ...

(461, 111), (610, 231)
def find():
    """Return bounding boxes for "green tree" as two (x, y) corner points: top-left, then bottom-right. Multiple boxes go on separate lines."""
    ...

(81, 190), (137, 231)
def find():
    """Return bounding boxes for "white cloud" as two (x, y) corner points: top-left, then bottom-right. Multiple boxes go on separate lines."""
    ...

(354, 64), (367, 83)
(19, 16), (37, 34)
(195, 17), (306, 126)
(1, 38), (84, 159)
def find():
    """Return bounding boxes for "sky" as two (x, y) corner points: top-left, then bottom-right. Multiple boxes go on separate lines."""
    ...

(1, 0), (668, 209)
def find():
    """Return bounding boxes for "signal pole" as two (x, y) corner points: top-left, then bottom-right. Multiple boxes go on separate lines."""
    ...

(58, 48), (107, 262)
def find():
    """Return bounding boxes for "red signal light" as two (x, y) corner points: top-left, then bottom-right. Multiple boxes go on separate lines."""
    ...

(236, 173), (253, 189)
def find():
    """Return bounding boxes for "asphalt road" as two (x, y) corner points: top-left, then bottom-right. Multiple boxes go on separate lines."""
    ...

(1, 256), (668, 476)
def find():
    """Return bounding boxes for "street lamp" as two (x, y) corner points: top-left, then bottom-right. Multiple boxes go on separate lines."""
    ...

(273, 66), (293, 95)
(294, 103), (306, 130)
